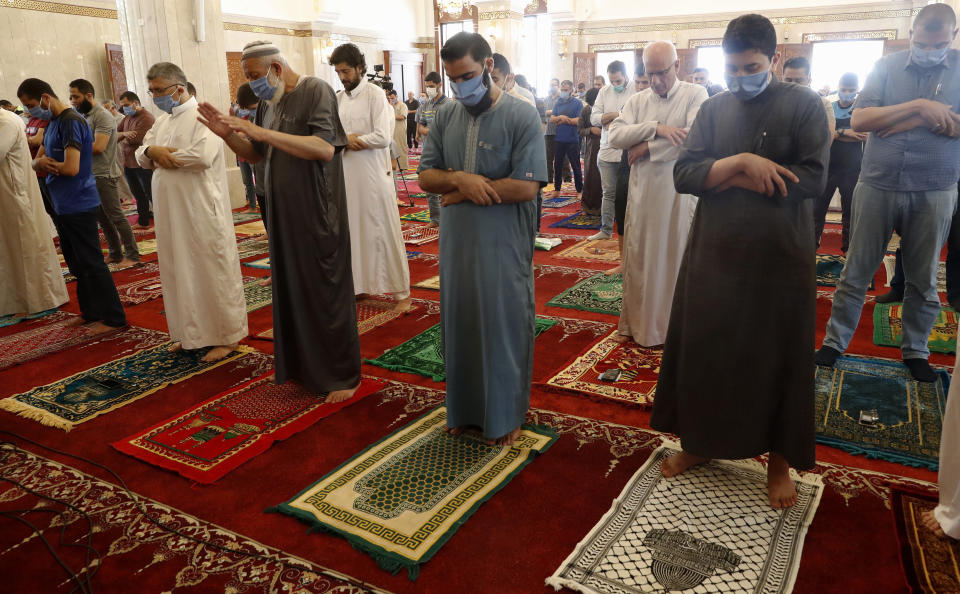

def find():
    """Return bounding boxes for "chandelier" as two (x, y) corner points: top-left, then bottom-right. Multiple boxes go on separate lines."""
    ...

(440, 0), (473, 17)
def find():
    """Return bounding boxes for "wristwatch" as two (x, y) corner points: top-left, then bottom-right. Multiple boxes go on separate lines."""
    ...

(838, 129), (845, 137)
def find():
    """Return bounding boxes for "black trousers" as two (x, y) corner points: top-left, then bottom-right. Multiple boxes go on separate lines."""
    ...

(406, 118), (418, 148)
(37, 176), (56, 218)
(256, 193), (268, 231)
(124, 166), (153, 226)
(55, 207), (126, 327)
(814, 168), (858, 253)
(554, 141), (583, 192)
(614, 152), (630, 236)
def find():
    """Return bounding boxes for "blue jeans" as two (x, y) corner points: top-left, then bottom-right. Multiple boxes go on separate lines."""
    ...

(823, 182), (958, 359)
(597, 158), (619, 236)
(238, 161), (256, 208)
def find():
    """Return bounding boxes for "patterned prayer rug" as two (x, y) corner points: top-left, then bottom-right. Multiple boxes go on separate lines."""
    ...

(0, 319), (117, 371)
(815, 356), (949, 470)
(554, 238), (620, 264)
(257, 298), (413, 340)
(234, 221), (267, 236)
(236, 236), (271, 259)
(400, 209), (432, 223)
(406, 250), (422, 259)
(0, 308), (58, 328)
(541, 332), (659, 407)
(546, 273), (623, 315)
(244, 280), (273, 312)
(874, 303), (958, 354)
(401, 224), (439, 245)
(890, 486), (960, 594)
(59, 239), (158, 270)
(542, 196), (579, 209)
(549, 211), (602, 230)
(114, 374), (386, 484)
(233, 210), (262, 224)
(115, 262), (164, 305)
(269, 406), (557, 579)
(0, 343), (253, 431)
(816, 254), (874, 288)
(366, 318), (557, 381)
(243, 257), (271, 270)
(414, 275), (440, 290)
(547, 443), (823, 594)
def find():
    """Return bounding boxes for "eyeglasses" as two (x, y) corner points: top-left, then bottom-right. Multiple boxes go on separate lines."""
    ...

(148, 83), (179, 97)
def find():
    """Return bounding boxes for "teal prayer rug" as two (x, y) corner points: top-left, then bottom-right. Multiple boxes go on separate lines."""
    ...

(0, 343), (253, 431)
(816, 254), (874, 289)
(243, 258), (271, 270)
(244, 280), (272, 312)
(0, 309), (58, 328)
(546, 274), (622, 315)
(365, 318), (557, 381)
(400, 209), (432, 223)
(549, 211), (601, 230)
(269, 406), (557, 579)
(815, 355), (949, 470)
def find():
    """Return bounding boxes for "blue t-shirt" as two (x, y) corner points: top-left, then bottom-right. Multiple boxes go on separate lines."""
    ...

(43, 108), (100, 215)
(553, 96), (583, 144)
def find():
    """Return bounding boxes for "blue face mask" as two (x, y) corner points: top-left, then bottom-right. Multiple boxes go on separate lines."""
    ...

(838, 91), (857, 104)
(153, 90), (180, 114)
(725, 70), (770, 101)
(449, 70), (489, 107)
(122, 106), (136, 116)
(236, 108), (252, 118)
(612, 84), (626, 93)
(912, 46), (950, 68)
(559, 91), (571, 100)
(28, 99), (52, 121)
(250, 69), (279, 101)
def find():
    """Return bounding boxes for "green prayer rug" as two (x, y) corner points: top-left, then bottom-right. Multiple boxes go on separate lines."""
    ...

(815, 355), (949, 470)
(400, 209), (431, 223)
(365, 318), (557, 381)
(244, 280), (272, 312)
(269, 406), (557, 579)
(233, 211), (262, 224)
(0, 343), (253, 431)
(546, 274), (622, 315)
(873, 302), (957, 354)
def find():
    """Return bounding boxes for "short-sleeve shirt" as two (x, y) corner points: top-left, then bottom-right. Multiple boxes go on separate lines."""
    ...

(854, 49), (960, 191)
(829, 100), (863, 173)
(84, 104), (122, 178)
(43, 108), (100, 215)
(416, 95), (447, 128)
(543, 94), (558, 135)
(404, 98), (420, 121)
(553, 96), (583, 144)
(25, 117), (48, 177)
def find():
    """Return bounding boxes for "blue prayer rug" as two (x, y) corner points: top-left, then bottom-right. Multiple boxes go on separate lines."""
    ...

(549, 212), (602, 230)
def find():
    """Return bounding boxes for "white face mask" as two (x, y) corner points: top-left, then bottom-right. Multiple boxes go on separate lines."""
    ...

(425, 87), (438, 99)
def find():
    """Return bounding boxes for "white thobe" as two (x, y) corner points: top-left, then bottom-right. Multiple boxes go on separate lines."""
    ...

(135, 97), (247, 349)
(0, 109), (68, 316)
(338, 80), (410, 298)
(608, 81), (708, 346)
(936, 347), (960, 538)
(591, 84), (637, 163)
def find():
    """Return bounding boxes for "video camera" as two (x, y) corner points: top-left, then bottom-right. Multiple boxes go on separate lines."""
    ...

(367, 64), (393, 91)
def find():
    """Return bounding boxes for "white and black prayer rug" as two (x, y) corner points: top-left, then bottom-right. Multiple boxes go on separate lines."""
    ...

(547, 444), (822, 594)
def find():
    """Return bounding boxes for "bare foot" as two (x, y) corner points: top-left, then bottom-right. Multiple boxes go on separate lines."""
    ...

(661, 451), (709, 478)
(104, 255), (120, 264)
(258, 276), (272, 287)
(393, 297), (413, 313)
(168, 342), (183, 353)
(116, 258), (139, 270)
(327, 382), (360, 404)
(494, 427), (523, 447)
(767, 452), (798, 509)
(86, 321), (119, 335)
(242, 207), (259, 214)
(921, 509), (950, 539)
(612, 334), (631, 344)
(604, 264), (623, 276)
(202, 344), (237, 362)
(444, 426), (465, 436)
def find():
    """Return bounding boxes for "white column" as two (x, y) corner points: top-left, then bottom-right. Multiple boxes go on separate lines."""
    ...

(115, 0), (231, 111)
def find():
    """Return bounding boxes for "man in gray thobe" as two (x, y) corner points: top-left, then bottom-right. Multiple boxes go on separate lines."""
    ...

(419, 32), (547, 446)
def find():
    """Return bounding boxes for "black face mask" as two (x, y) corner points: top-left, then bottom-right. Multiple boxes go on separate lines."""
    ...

(77, 99), (94, 114)
(464, 71), (493, 117)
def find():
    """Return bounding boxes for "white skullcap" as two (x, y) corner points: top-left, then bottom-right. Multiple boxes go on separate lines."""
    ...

(242, 40), (281, 60)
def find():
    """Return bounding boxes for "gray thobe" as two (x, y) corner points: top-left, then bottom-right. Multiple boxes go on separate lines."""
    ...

(253, 76), (361, 393)
(418, 93), (548, 439)
(650, 79), (829, 470)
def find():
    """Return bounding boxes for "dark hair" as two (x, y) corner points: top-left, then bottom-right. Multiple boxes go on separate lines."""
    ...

(584, 87), (599, 106)
(783, 56), (811, 76)
(693, 67), (709, 75)
(492, 53), (511, 75)
(722, 14), (778, 59)
(387, 89), (398, 97)
(440, 32), (492, 64)
(915, 3), (957, 32)
(606, 60), (627, 76)
(17, 78), (56, 101)
(236, 82), (258, 106)
(330, 43), (367, 73)
(119, 91), (141, 103)
(187, 82), (197, 96)
(425, 71), (442, 84)
(594, 75), (605, 82)
(514, 74), (529, 88)
(577, 82), (585, 89)
(635, 63), (646, 77)
(69, 78), (96, 97)
(839, 72), (859, 87)
(0, 99), (12, 108)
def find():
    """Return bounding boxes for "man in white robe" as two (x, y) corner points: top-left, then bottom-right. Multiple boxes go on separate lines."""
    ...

(331, 43), (411, 312)
(608, 41), (708, 346)
(135, 63), (248, 362)
(923, 346), (960, 540)
(0, 108), (68, 316)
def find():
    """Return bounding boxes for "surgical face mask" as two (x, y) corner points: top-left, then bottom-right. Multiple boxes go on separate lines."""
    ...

(420, 94), (427, 102)
(559, 91), (571, 100)
(612, 83), (626, 93)
(912, 45), (950, 68)
(425, 87), (438, 99)
(725, 70), (770, 102)
(236, 108), (255, 118)
(838, 91), (857, 104)
(122, 105), (136, 116)
(250, 67), (282, 102)
(152, 88), (181, 114)
(28, 98), (52, 121)
(449, 70), (489, 107)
